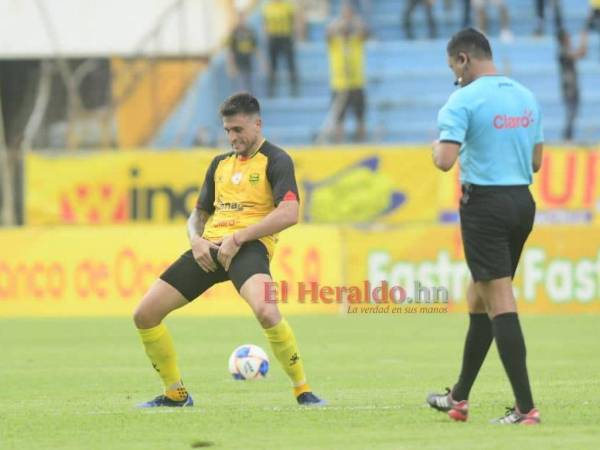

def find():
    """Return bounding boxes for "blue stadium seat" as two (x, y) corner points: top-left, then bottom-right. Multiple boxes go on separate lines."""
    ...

(153, 0), (600, 147)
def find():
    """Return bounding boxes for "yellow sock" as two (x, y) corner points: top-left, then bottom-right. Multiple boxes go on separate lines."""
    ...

(293, 383), (312, 397)
(264, 318), (309, 394)
(137, 323), (186, 399)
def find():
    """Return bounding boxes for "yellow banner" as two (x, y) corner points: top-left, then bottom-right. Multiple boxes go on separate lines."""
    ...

(2, 223), (599, 315)
(343, 225), (600, 314)
(0, 225), (342, 317)
(437, 147), (600, 224)
(25, 146), (600, 226)
(25, 147), (437, 225)
(26, 151), (218, 225)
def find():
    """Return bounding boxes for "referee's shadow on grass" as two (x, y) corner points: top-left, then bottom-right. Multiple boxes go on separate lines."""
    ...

(190, 441), (215, 448)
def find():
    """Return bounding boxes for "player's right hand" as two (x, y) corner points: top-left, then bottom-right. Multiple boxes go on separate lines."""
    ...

(191, 236), (219, 273)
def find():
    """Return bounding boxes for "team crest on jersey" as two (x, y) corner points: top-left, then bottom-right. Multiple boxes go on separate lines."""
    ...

(231, 172), (243, 185)
(249, 173), (260, 186)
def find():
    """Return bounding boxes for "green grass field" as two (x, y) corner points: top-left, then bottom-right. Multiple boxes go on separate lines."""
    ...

(1, 314), (599, 449)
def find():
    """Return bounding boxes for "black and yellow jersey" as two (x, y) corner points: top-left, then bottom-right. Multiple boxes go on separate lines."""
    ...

(327, 19), (367, 90)
(262, 1), (295, 37)
(195, 140), (299, 258)
(229, 25), (257, 64)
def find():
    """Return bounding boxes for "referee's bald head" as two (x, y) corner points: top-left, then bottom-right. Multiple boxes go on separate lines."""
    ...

(447, 28), (493, 61)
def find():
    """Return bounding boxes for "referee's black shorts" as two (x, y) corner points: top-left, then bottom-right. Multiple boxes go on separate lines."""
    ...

(459, 184), (535, 282)
(159, 240), (271, 301)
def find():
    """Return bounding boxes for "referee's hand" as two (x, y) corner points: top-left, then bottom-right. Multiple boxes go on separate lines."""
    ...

(217, 234), (242, 271)
(191, 236), (219, 273)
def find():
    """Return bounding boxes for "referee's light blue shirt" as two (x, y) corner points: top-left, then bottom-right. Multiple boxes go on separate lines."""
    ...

(437, 75), (544, 185)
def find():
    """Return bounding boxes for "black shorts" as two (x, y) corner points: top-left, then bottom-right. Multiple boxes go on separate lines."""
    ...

(160, 240), (271, 301)
(332, 89), (365, 123)
(459, 184), (535, 282)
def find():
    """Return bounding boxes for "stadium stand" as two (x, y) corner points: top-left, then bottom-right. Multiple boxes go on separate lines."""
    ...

(153, 0), (600, 147)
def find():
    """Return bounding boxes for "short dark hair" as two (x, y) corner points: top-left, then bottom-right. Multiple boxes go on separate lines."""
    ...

(219, 92), (260, 117)
(447, 28), (493, 60)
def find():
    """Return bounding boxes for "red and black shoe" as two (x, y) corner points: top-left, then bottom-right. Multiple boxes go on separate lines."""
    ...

(426, 388), (469, 422)
(491, 406), (541, 425)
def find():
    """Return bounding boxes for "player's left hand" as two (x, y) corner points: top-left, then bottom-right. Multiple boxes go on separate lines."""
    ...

(217, 233), (242, 271)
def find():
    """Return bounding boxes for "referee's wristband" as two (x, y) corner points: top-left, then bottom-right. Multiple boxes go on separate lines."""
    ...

(232, 232), (241, 247)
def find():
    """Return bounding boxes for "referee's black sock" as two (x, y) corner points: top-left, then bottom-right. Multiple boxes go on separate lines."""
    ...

(452, 313), (493, 401)
(492, 312), (535, 413)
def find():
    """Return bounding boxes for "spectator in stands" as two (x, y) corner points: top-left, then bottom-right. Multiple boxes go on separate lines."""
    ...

(462, 0), (472, 27)
(439, 0), (472, 28)
(347, 0), (372, 27)
(327, 2), (369, 142)
(587, 0), (600, 58)
(473, 0), (514, 42)
(290, 0), (310, 41)
(403, 0), (437, 40)
(227, 11), (259, 92)
(262, 0), (300, 96)
(533, 0), (552, 35)
(534, 0), (565, 36)
(557, 27), (588, 141)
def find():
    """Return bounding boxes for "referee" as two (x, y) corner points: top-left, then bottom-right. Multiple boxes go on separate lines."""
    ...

(426, 29), (543, 425)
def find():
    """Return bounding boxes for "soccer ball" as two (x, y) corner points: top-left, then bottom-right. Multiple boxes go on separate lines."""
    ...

(228, 344), (270, 380)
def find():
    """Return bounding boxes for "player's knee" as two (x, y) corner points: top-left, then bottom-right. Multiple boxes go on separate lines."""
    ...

(254, 304), (280, 328)
(133, 304), (161, 329)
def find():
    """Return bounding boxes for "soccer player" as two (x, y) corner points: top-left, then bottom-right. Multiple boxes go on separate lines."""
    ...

(427, 29), (543, 425)
(133, 93), (325, 407)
